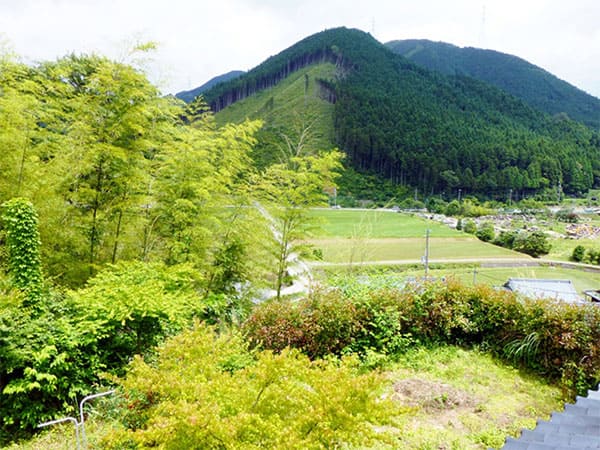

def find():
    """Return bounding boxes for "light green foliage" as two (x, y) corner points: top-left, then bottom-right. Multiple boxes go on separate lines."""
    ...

(71, 261), (200, 361)
(0, 289), (104, 437)
(1, 198), (43, 300)
(105, 323), (399, 449)
(258, 149), (343, 298)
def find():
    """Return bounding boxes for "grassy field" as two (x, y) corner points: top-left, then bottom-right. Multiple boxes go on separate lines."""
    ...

(387, 346), (563, 449)
(311, 237), (526, 264)
(308, 208), (600, 293)
(310, 209), (461, 238)
(9, 346), (564, 450)
(309, 209), (529, 263)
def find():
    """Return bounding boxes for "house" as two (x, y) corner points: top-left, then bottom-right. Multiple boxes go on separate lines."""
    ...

(503, 278), (585, 305)
(583, 289), (600, 303)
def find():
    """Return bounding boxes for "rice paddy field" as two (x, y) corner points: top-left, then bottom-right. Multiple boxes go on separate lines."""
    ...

(308, 208), (600, 293)
(308, 209), (530, 263)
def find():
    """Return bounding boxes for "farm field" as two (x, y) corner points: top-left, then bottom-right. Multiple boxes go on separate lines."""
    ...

(308, 209), (530, 263)
(309, 208), (600, 293)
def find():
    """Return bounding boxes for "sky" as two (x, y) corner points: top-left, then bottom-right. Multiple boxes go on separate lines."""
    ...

(1, 0), (599, 98)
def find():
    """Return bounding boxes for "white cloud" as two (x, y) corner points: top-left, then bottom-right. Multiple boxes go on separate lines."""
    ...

(0, 0), (598, 97)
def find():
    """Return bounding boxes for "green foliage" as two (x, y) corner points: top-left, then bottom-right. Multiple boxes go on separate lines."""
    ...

(1, 198), (43, 301)
(71, 261), (200, 367)
(104, 323), (398, 449)
(555, 208), (579, 223)
(572, 244), (586, 262)
(243, 289), (360, 358)
(246, 278), (600, 396)
(462, 219), (477, 234)
(513, 231), (551, 258)
(493, 230), (518, 249)
(475, 222), (495, 242)
(257, 149), (343, 298)
(0, 289), (104, 439)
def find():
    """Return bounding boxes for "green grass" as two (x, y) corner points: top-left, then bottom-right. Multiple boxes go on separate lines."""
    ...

(386, 346), (563, 449)
(309, 209), (529, 263)
(311, 237), (526, 263)
(310, 209), (461, 238)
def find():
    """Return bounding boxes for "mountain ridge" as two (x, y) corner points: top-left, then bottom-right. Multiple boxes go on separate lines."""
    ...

(385, 39), (600, 129)
(175, 70), (245, 103)
(198, 27), (600, 198)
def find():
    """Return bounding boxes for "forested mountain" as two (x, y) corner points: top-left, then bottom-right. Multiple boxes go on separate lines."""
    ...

(175, 70), (244, 103)
(385, 39), (600, 130)
(201, 27), (600, 198)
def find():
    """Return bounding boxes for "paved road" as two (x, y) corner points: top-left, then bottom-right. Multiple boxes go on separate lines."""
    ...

(308, 258), (600, 273)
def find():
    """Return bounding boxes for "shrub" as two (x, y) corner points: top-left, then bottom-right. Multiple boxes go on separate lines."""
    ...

(104, 323), (399, 449)
(463, 219), (477, 234)
(556, 209), (579, 223)
(245, 279), (600, 396)
(513, 231), (551, 257)
(475, 222), (495, 242)
(493, 231), (518, 249)
(571, 245), (586, 262)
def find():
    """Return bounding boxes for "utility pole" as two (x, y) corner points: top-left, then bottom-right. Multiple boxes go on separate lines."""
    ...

(424, 229), (430, 278)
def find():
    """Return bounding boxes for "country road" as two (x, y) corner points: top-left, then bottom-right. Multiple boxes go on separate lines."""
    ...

(308, 257), (600, 273)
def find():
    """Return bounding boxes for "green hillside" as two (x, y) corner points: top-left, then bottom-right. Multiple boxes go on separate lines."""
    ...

(203, 27), (600, 198)
(386, 39), (600, 130)
(215, 63), (336, 167)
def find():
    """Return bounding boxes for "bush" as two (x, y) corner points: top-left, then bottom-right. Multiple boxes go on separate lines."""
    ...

(572, 245), (586, 262)
(475, 222), (495, 242)
(512, 231), (551, 257)
(463, 219), (477, 234)
(244, 279), (600, 396)
(556, 209), (579, 223)
(104, 323), (399, 449)
(493, 231), (518, 249)
(243, 289), (360, 358)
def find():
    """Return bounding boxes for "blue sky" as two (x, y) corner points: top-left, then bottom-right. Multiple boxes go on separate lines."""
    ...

(1, 0), (599, 98)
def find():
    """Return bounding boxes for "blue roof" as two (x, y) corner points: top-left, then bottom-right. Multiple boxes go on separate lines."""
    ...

(503, 278), (584, 304)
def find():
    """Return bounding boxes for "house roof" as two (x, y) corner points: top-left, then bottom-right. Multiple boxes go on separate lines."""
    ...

(503, 278), (584, 304)
(501, 386), (600, 449)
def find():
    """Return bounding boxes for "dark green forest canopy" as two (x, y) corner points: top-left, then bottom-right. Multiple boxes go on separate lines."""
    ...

(202, 27), (600, 197)
(385, 39), (600, 130)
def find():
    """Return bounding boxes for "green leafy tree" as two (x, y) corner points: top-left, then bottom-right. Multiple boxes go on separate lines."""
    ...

(1, 198), (43, 301)
(257, 149), (343, 298)
(513, 231), (551, 258)
(572, 245), (586, 262)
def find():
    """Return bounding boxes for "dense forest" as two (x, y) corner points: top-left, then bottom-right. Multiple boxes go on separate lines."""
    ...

(386, 39), (600, 130)
(0, 48), (343, 441)
(200, 27), (600, 198)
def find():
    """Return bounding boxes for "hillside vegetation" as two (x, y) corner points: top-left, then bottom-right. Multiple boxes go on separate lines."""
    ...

(202, 27), (600, 198)
(386, 39), (600, 130)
